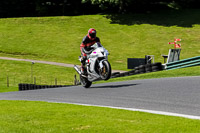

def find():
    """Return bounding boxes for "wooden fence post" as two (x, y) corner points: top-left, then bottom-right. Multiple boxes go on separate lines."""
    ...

(7, 76), (9, 87)
(55, 78), (57, 85)
(34, 77), (36, 84)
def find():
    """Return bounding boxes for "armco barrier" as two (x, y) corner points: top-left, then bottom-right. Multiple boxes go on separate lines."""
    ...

(111, 62), (163, 78)
(166, 56), (200, 70)
(19, 83), (71, 91)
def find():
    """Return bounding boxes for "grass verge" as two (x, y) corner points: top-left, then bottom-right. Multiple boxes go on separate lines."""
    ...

(0, 59), (76, 92)
(0, 100), (200, 133)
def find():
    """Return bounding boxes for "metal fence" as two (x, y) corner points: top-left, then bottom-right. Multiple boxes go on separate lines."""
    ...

(166, 56), (200, 70)
(0, 75), (74, 88)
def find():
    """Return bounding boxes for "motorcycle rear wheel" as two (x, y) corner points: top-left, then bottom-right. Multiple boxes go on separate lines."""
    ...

(100, 60), (111, 80)
(80, 75), (92, 88)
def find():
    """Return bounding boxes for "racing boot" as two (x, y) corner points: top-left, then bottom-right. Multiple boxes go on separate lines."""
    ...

(81, 65), (87, 76)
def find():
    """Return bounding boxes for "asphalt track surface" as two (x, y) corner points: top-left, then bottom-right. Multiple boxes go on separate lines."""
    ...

(0, 76), (200, 118)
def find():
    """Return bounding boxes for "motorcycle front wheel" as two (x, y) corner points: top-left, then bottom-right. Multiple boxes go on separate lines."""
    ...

(100, 60), (111, 80)
(80, 75), (92, 88)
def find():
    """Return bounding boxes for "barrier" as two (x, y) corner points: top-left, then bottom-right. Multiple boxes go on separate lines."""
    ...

(18, 83), (72, 91)
(111, 62), (163, 78)
(166, 56), (200, 70)
(127, 55), (154, 69)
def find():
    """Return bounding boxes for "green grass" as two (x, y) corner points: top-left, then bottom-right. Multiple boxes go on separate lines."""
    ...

(0, 10), (200, 132)
(0, 100), (200, 133)
(0, 9), (200, 71)
(0, 59), (76, 92)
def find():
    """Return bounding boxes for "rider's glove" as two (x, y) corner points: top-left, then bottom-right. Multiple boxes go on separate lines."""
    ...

(81, 56), (87, 63)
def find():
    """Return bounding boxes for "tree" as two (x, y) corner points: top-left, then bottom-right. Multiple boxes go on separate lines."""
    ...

(0, 0), (36, 17)
(81, 0), (200, 13)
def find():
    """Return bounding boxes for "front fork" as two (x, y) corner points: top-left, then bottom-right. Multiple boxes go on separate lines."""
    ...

(99, 59), (107, 69)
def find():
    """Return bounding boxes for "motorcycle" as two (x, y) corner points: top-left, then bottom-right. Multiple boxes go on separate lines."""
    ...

(74, 42), (112, 88)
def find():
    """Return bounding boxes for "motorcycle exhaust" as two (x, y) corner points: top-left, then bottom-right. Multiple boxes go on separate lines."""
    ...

(74, 65), (82, 75)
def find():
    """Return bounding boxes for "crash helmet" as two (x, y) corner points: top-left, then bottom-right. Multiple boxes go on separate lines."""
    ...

(88, 28), (96, 39)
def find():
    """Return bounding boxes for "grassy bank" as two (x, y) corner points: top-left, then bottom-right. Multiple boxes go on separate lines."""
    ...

(0, 100), (200, 133)
(0, 9), (200, 70)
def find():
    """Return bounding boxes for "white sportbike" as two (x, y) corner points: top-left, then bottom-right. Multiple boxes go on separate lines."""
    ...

(74, 42), (112, 88)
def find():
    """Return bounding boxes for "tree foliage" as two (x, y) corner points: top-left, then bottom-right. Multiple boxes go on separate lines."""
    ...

(0, 0), (92, 17)
(0, 0), (199, 17)
(82, 0), (200, 13)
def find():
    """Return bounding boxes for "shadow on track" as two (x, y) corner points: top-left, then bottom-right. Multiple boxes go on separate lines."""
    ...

(90, 83), (140, 89)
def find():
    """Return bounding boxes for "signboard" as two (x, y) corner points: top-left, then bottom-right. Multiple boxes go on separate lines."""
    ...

(168, 38), (182, 49)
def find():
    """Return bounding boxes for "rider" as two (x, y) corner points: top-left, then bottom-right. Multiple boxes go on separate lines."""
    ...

(80, 28), (100, 75)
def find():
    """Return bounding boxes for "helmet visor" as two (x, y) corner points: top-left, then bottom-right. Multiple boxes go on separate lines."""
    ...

(90, 33), (96, 38)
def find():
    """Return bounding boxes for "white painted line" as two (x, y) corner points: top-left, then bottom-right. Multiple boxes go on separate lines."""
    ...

(47, 101), (200, 120)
